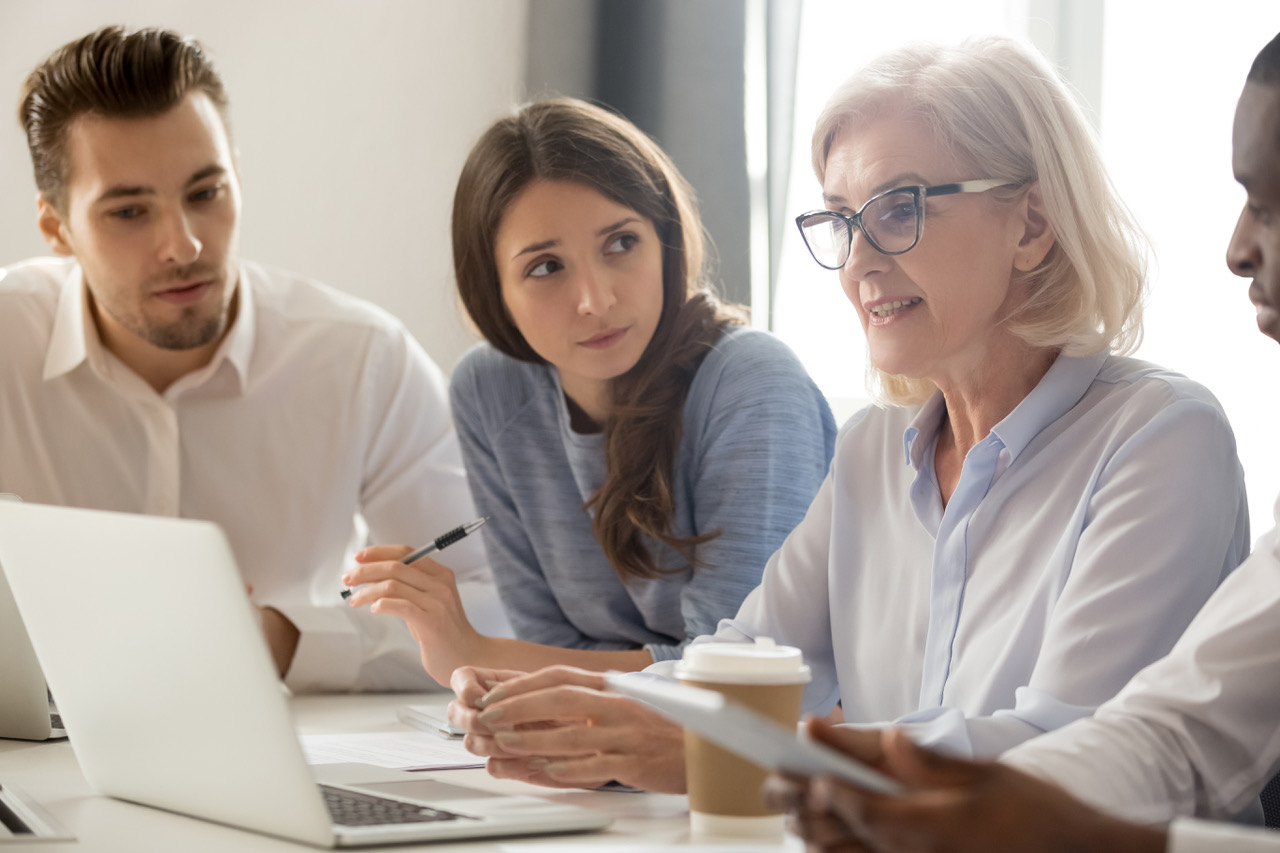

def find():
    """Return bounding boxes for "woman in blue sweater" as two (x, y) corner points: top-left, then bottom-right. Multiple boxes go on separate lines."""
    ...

(344, 98), (836, 683)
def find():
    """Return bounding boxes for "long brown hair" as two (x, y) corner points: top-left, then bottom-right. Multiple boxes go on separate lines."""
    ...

(452, 97), (746, 580)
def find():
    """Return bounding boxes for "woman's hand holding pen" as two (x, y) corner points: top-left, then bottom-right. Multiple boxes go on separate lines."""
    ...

(343, 545), (487, 684)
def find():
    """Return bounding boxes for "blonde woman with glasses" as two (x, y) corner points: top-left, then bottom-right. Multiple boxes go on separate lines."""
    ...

(443, 36), (1251, 795)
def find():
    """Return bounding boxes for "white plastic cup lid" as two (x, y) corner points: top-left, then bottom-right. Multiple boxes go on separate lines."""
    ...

(674, 637), (811, 685)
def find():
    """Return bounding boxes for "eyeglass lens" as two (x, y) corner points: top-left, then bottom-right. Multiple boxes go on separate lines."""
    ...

(801, 190), (922, 267)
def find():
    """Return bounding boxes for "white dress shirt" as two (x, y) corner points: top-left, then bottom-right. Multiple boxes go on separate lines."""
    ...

(0, 257), (511, 692)
(1168, 817), (1280, 852)
(711, 350), (1250, 758)
(1172, 819), (1280, 850)
(1004, 491), (1280, 845)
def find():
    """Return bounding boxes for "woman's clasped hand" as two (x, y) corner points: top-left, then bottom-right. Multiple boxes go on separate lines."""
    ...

(446, 665), (687, 793)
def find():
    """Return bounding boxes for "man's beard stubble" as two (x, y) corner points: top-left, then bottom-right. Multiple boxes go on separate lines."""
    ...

(146, 310), (226, 351)
(99, 261), (233, 352)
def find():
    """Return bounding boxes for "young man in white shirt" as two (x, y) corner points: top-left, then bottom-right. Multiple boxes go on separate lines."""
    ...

(763, 29), (1280, 853)
(0, 25), (510, 693)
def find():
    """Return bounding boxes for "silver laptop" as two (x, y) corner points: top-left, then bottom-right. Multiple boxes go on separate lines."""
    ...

(0, 502), (611, 847)
(0, 493), (65, 742)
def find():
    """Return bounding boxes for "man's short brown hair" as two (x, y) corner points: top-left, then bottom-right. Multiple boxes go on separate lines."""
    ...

(18, 25), (229, 209)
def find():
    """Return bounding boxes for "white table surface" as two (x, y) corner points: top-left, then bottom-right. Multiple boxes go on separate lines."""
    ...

(0, 693), (800, 852)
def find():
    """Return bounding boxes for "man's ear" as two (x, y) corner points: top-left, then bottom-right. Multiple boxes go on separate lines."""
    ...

(36, 194), (75, 257)
(1015, 181), (1056, 272)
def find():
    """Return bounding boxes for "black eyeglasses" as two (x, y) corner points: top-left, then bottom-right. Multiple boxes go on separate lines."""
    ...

(795, 179), (1017, 269)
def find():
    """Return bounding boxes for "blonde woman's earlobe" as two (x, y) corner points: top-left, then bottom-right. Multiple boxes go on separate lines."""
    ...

(1017, 182), (1056, 270)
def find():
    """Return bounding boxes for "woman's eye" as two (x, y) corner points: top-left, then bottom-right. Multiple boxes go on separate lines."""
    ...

(605, 233), (638, 254)
(528, 259), (563, 278)
(886, 203), (916, 223)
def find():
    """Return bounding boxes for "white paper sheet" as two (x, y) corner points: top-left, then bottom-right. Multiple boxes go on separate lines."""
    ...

(299, 731), (484, 771)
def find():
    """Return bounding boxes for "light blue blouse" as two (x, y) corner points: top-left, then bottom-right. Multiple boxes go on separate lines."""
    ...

(713, 351), (1250, 757)
(450, 326), (837, 662)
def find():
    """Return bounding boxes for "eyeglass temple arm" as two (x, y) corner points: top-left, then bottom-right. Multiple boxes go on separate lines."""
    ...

(924, 179), (1018, 198)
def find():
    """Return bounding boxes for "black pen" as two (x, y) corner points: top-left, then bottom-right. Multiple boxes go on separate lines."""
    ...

(340, 517), (489, 600)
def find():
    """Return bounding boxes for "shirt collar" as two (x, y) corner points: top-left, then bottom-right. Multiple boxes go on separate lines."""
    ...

(42, 264), (96, 381)
(214, 264), (256, 388)
(989, 349), (1108, 464)
(41, 262), (257, 393)
(900, 348), (1110, 469)
(902, 391), (948, 469)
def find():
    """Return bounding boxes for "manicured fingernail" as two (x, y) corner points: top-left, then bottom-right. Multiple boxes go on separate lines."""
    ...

(483, 679), (502, 689)
(477, 707), (503, 725)
(543, 762), (567, 776)
(478, 688), (506, 708)
(341, 574), (352, 585)
(526, 758), (548, 771)
(494, 730), (521, 747)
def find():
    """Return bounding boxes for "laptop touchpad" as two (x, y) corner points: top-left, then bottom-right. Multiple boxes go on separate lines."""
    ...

(356, 780), (508, 802)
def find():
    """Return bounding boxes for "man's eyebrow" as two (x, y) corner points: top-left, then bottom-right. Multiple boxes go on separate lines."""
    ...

(92, 164), (227, 205)
(187, 164), (226, 186)
(94, 184), (152, 204)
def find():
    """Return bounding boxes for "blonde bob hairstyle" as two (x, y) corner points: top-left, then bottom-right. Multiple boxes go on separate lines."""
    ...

(812, 35), (1147, 405)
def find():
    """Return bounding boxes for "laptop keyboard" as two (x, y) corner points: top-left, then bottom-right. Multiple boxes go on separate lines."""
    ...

(320, 785), (470, 827)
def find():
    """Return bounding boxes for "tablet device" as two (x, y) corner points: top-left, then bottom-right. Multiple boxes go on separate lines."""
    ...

(604, 673), (902, 796)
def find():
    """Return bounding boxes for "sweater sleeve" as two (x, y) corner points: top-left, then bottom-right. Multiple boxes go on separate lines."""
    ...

(449, 348), (610, 649)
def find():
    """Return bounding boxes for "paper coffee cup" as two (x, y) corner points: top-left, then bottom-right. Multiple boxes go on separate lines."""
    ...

(675, 638), (810, 839)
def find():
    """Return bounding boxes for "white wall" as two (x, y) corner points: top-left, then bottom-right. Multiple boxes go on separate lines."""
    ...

(0, 0), (528, 371)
